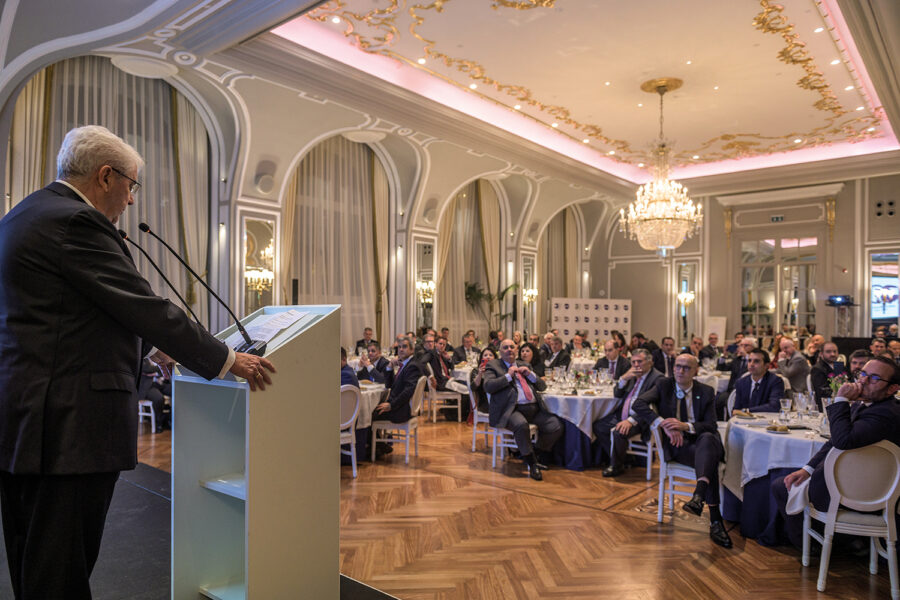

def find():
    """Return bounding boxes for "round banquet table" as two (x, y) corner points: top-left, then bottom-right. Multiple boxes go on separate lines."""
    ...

(695, 370), (729, 393)
(568, 357), (597, 373)
(451, 365), (473, 381)
(721, 413), (827, 540)
(542, 387), (618, 470)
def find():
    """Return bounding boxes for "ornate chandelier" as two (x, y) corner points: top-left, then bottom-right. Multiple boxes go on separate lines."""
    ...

(620, 78), (702, 257)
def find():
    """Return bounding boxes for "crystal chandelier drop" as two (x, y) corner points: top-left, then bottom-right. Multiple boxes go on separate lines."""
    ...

(620, 78), (703, 257)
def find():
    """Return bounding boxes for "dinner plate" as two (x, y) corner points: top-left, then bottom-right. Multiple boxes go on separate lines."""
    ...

(734, 414), (757, 420)
(766, 429), (791, 435)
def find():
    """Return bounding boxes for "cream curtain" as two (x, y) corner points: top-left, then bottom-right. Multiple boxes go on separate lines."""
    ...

(371, 153), (390, 343)
(286, 136), (383, 350)
(538, 209), (569, 332)
(565, 208), (579, 296)
(8, 56), (212, 326)
(477, 179), (500, 297)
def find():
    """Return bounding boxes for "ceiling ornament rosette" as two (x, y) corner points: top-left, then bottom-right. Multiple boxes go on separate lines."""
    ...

(304, 0), (889, 170)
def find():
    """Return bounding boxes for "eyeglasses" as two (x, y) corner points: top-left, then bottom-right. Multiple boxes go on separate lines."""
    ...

(857, 370), (886, 383)
(109, 166), (141, 194)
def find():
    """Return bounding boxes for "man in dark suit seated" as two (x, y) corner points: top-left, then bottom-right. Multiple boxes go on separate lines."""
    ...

(373, 337), (424, 424)
(138, 358), (171, 433)
(808, 341), (844, 409)
(594, 339), (630, 380)
(451, 333), (480, 364)
(633, 354), (732, 548)
(870, 336), (887, 356)
(439, 327), (455, 354)
(699, 333), (722, 362)
(631, 332), (660, 354)
(716, 336), (756, 419)
(847, 349), (873, 382)
(354, 327), (377, 356)
(681, 335), (704, 358)
(483, 339), (562, 481)
(428, 337), (468, 395)
(357, 341), (390, 383)
(772, 356), (900, 548)
(725, 332), (743, 355)
(544, 335), (571, 371)
(566, 331), (591, 353)
(652, 336), (677, 378)
(340, 347), (360, 388)
(731, 348), (783, 415)
(593, 349), (662, 477)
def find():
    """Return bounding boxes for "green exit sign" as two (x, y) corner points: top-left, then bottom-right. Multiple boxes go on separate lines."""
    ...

(771, 215), (785, 222)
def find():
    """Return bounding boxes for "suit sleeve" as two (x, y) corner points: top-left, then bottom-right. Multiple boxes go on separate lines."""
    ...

(59, 208), (228, 379)
(827, 400), (897, 451)
(632, 384), (661, 426)
(694, 388), (719, 435)
(483, 362), (512, 395)
(388, 363), (422, 410)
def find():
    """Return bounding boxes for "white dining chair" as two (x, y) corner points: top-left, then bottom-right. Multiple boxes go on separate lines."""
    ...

(617, 430), (655, 480)
(138, 399), (155, 432)
(485, 392), (537, 468)
(466, 376), (491, 451)
(371, 376), (427, 464)
(650, 425), (725, 523)
(340, 384), (362, 478)
(424, 363), (462, 423)
(802, 440), (900, 598)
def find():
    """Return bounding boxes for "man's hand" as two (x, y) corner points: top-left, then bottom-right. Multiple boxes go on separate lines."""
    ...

(429, 375), (438, 389)
(777, 351), (788, 361)
(783, 468), (811, 491)
(389, 356), (400, 369)
(621, 366), (638, 381)
(837, 381), (862, 401)
(664, 427), (684, 447)
(358, 353), (370, 368)
(507, 364), (520, 377)
(149, 350), (176, 379)
(229, 353), (276, 391)
(614, 419), (633, 436)
(660, 417), (687, 433)
(375, 401), (390, 414)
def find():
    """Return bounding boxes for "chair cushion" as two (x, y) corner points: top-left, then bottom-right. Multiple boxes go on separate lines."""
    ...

(835, 509), (888, 527)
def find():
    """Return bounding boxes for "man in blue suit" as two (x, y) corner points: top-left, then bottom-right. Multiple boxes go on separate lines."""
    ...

(374, 337), (424, 424)
(731, 348), (784, 414)
(341, 347), (359, 388)
(356, 341), (390, 383)
(772, 356), (900, 548)
(808, 341), (845, 409)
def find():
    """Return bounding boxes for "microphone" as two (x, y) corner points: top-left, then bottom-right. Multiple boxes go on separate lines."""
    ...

(119, 229), (202, 325)
(138, 222), (266, 356)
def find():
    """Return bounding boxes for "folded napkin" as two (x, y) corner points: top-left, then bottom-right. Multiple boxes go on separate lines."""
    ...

(786, 478), (811, 515)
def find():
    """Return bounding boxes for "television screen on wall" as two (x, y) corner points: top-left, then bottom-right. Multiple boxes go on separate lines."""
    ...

(872, 275), (899, 319)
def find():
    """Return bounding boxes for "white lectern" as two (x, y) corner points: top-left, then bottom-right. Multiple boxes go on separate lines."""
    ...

(171, 305), (340, 599)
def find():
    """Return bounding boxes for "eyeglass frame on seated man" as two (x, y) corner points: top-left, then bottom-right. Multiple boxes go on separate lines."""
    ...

(109, 165), (141, 194)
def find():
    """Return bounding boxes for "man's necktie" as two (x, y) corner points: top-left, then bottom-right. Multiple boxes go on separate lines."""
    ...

(608, 361), (615, 377)
(667, 356), (674, 378)
(850, 401), (865, 421)
(750, 381), (760, 405)
(676, 387), (687, 421)
(621, 378), (640, 420)
(440, 357), (449, 377)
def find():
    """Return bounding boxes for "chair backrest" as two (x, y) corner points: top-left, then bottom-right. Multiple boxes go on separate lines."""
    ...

(650, 425), (667, 464)
(775, 372), (791, 393)
(823, 440), (900, 516)
(424, 363), (437, 391)
(409, 376), (427, 415)
(340, 385), (361, 430)
(726, 389), (737, 415)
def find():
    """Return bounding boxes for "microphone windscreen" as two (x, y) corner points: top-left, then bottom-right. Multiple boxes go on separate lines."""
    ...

(138, 222), (150, 233)
(118, 229), (128, 239)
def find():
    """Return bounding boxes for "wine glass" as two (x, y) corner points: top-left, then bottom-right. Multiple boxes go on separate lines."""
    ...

(795, 392), (809, 422)
(779, 397), (792, 424)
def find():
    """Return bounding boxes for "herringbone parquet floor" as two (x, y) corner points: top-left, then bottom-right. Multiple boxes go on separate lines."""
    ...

(138, 419), (893, 599)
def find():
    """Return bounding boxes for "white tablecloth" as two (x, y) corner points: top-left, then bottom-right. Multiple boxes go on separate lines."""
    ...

(355, 384), (385, 429)
(722, 413), (826, 500)
(542, 388), (617, 440)
(568, 357), (596, 373)
(695, 371), (729, 393)
(451, 365), (473, 381)
(347, 358), (360, 371)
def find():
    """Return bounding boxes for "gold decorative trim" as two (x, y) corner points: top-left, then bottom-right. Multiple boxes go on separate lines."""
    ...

(825, 197), (836, 241)
(723, 207), (733, 249)
(307, 0), (884, 167)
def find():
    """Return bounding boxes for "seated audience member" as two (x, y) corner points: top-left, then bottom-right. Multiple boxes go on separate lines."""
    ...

(652, 336), (678, 378)
(566, 331), (590, 353)
(630, 332), (659, 354)
(414, 328), (436, 357)
(716, 336), (757, 418)
(847, 349), (873, 381)
(512, 330), (524, 347)
(593, 349), (662, 477)
(357, 341), (390, 383)
(889, 324), (899, 339)
(725, 332), (743, 355)
(732, 348), (784, 414)
(698, 333), (722, 362)
(426, 336), (468, 395)
(871, 336), (887, 356)
(340, 347), (360, 388)
(452, 333), (481, 364)
(519, 342), (545, 378)
(539, 332), (553, 359)
(544, 335), (571, 370)
(488, 329), (501, 351)
(803, 334), (825, 365)
(355, 327), (377, 356)
(889, 339), (900, 363)
(483, 339), (563, 481)
(808, 341), (845, 408)
(373, 338), (425, 425)
(139, 358), (171, 433)
(767, 333), (784, 359)
(681, 335), (704, 358)
(776, 338), (811, 395)
(527, 333), (541, 348)
(594, 339), (630, 380)
(772, 356), (900, 548)
(390, 333), (407, 355)
(611, 331), (630, 358)
(633, 354), (731, 548)
(468, 347), (498, 417)
(439, 327), (454, 353)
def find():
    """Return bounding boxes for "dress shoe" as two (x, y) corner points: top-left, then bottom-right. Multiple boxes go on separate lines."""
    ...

(709, 521), (733, 548)
(527, 462), (543, 481)
(682, 492), (705, 516)
(602, 465), (624, 478)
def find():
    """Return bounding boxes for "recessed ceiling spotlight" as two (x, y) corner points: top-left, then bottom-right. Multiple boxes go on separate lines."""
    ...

(692, 155), (699, 159)
(469, 83), (477, 90)
(513, 104), (521, 110)
(331, 16), (341, 24)
(638, 162), (645, 168)
(551, 123), (559, 128)
(605, 81), (611, 86)
(856, 105), (864, 111)
(582, 138), (590, 143)
(637, 103), (643, 107)
(417, 58), (426, 65)
(608, 150), (616, 155)
(686, 60), (692, 65)
(793, 138), (802, 143)
(844, 85), (854, 91)
(868, 127), (876, 132)
(830, 59), (840, 65)
(814, 27), (824, 33)
(713, 86), (719, 90)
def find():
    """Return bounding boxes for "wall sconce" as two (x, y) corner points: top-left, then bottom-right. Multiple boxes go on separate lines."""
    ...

(677, 290), (695, 306)
(415, 280), (435, 305)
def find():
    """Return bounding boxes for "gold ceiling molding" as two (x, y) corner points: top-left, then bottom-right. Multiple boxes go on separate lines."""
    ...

(306, 0), (884, 167)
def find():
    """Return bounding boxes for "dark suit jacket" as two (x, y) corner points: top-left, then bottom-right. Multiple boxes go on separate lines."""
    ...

(612, 368), (663, 420)
(732, 370), (784, 413)
(341, 364), (360, 388)
(809, 359), (845, 408)
(726, 355), (749, 392)
(651, 349), (676, 378)
(632, 378), (720, 461)
(0, 182), (229, 474)
(594, 356), (630, 380)
(565, 340), (591, 353)
(451, 345), (481, 364)
(545, 349), (571, 370)
(482, 358), (547, 429)
(356, 356), (390, 383)
(422, 348), (456, 390)
(354, 338), (378, 353)
(381, 358), (425, 422)
(698, 344), (720, 361)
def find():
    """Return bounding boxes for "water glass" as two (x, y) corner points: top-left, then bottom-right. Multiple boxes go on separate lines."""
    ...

(779, 397), (792, 423)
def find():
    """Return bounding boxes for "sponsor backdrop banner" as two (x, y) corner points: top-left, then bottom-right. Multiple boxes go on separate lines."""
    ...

(550, 297), (632, 341)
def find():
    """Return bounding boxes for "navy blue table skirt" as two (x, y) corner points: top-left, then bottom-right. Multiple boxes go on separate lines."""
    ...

(552, 420), (606, 471)
(722, 467), (795, 544)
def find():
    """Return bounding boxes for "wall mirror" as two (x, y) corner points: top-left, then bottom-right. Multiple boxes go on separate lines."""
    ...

(676, 262), (697, 346)
(414, 240), (434, 328)
(521, 254), (536, 334)
(243, 217), (275, 315)
(870, 251), (899, 336)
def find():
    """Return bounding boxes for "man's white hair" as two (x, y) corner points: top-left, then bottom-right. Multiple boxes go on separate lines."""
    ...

(57, 125), (144, 181)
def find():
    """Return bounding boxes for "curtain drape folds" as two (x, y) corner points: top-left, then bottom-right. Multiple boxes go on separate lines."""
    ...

(286, 136), (387, 351)
(477, 179), (500, 299)
(538, 208), (569, 333)
(7, 56), (212, 326)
